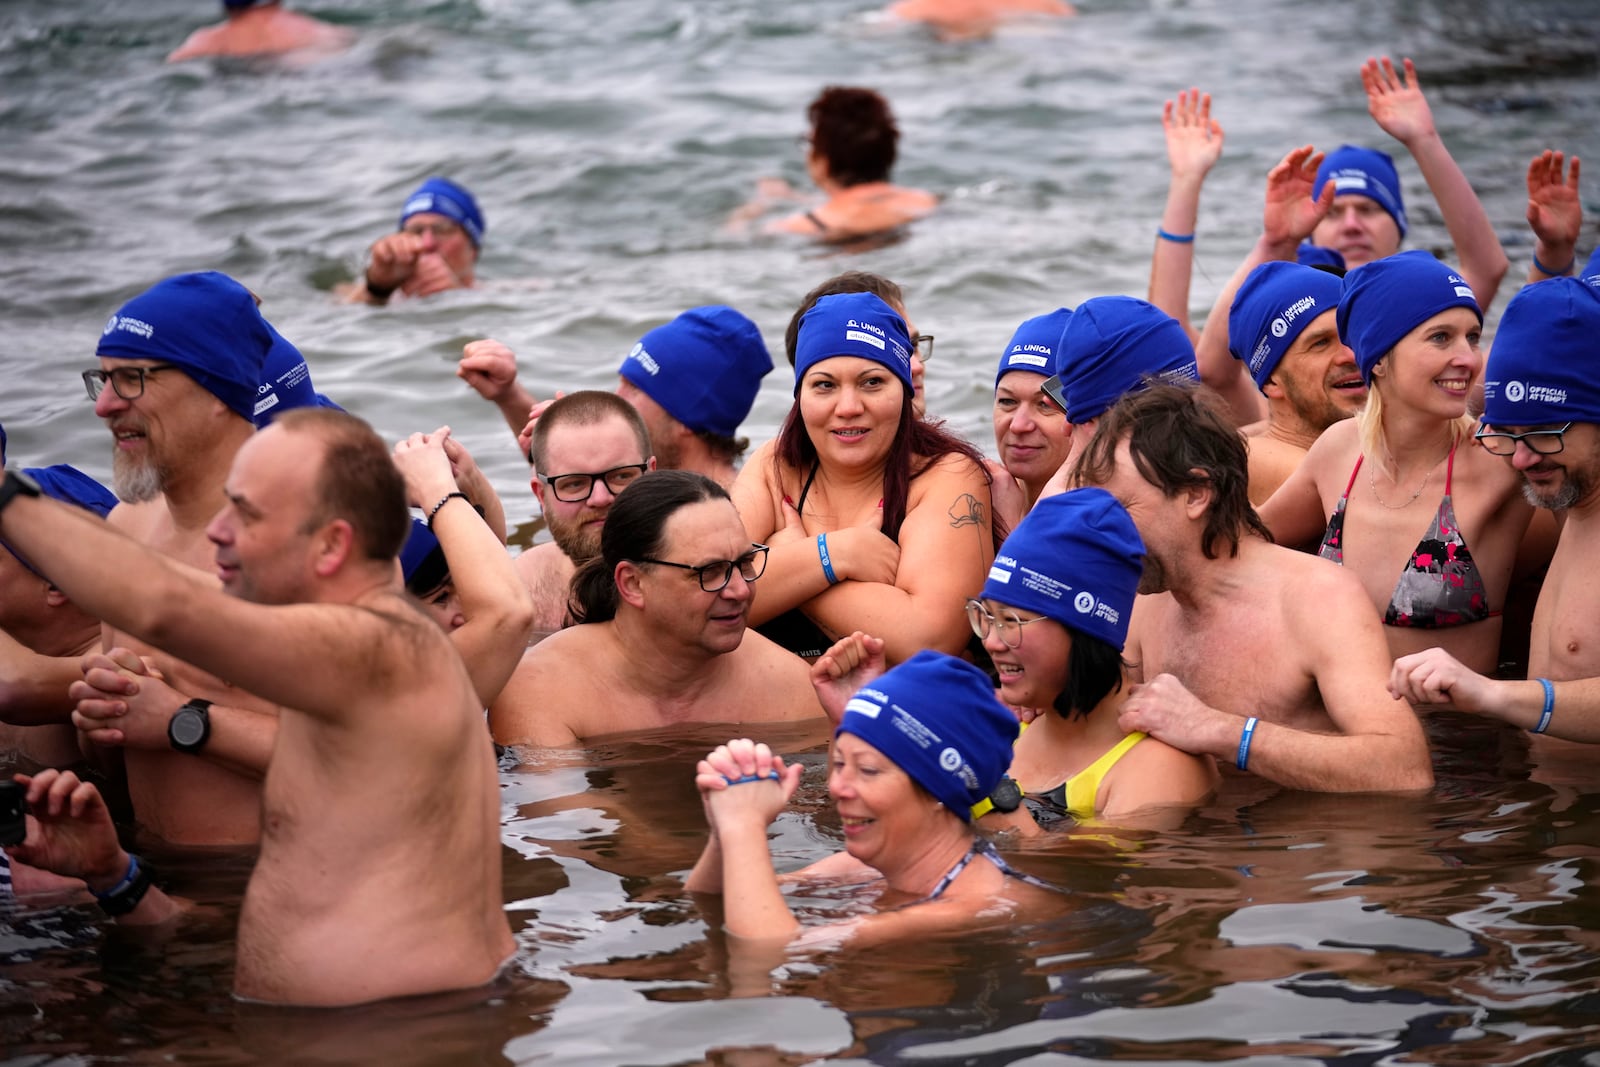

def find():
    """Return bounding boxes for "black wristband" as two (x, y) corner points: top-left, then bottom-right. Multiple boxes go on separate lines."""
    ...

(92, 854), (154, 917)
(363, 269), (397, 302)
(426, 491), (470, 530)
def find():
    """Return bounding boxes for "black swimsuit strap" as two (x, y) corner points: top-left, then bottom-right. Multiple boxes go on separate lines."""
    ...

(795, 459), (822, 515)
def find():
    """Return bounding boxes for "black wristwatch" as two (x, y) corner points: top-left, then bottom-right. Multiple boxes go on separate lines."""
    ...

(0, 468), (42, 516)
(987, 776), (1023, 814)
(168, 698), (213, 754)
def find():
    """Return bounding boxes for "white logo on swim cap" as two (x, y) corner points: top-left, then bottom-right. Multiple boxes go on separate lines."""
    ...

(1270, 317), (1289, 338)
(1074, 591), (1095, 614)
(1505, 381), (1526, 403)
(938, 747), (962, 771)
(103, 315), (119, 336)
(844, 697), (883, 719)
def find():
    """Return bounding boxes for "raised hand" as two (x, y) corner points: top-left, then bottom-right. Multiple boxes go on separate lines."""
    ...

(1525, 150), (1582, 265)
(364, 232), (424, 293)
(392, 427), (459, 509)
(810, 631), (888, 723)
(1362, 56), (1436, 147)
(1163, 88), (1224, 183)
(1262, 145), (1334, 250)
(457, 339), (522, 403)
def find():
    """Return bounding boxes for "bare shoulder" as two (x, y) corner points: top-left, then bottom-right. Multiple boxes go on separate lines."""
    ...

(489, 626), (606, 745)
(1246, 437), (1308, 506)
(734, 629), (821, 716)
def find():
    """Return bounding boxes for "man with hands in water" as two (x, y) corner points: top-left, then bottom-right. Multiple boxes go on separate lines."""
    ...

(346, 178), (484, 304)
(1390, 278), (1600, 741)
(1076, 384), (1433, 792)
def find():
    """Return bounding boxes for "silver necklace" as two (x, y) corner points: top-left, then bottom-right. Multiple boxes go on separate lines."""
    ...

(1369, 437), (1453, 510)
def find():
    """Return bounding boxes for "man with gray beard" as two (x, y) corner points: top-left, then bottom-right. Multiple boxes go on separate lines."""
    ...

(514, 391), (655, 633)
(1392, 277), (1600, 738)
(67, 272), (279, 846)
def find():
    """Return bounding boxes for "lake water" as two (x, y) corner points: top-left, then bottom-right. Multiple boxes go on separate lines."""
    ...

(3, 0), (1600, 1062)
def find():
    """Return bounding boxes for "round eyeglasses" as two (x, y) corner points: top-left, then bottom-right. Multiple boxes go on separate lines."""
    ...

(964, 598), (1050, 650)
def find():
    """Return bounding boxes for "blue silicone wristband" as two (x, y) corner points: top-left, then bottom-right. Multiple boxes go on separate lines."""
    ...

(1532, 253), (1574, 277)
(1532, 678), (1555, 734)
(723, 772), (782, 786)
(1236, 716), (1259, 771)
(817, 533), (839, 585)
(1157, 228), (1196, 244)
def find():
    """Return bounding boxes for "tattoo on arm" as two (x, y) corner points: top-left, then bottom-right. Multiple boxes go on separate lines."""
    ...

(948, 494), (983, 529)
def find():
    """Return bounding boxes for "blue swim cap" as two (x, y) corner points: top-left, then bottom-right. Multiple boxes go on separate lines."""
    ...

(1314, 145), (1408, 239)
(995, 308), (1072, 389)
(253, 324), (342, 428)
(1295, 243), (1347, 272)
(1483, 277), (1600, 428)
(97, 272), (274, 424)
(618, 306), (772, 438)
(1337, 251), (1480, 384)
(399, 518), (449, 595)
(1229, 262), (1345, 392)
(982, 488), (1142, 651)
(1582, 247), (1600, 284)
(793, 292), (913, 395)
(3, 465), (119, 578)
(1052, 296), (1197, 423)
(836, 650), (1017, 823)
(399, 178), (485, 248)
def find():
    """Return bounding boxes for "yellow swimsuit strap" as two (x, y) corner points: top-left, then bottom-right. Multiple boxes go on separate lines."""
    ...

(1062, 731), (1147, 819)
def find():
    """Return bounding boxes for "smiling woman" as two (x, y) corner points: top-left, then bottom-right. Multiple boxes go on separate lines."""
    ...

(1259, 251), (1539, 674)
(731, 292), (995, 664)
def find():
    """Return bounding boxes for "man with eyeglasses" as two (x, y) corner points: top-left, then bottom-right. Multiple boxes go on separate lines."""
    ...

(345, 177), (483, 305)
(1392, 277), (1600, 742)
(69, 271), (283, 848)
(515, 391), (657, 633)
(491, 471), (824, 749)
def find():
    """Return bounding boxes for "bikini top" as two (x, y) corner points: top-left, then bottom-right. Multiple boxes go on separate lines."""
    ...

(1028, 731), (1148, 822)
(915, 836), (1065, 904)
(1316, 441), (1493, 629)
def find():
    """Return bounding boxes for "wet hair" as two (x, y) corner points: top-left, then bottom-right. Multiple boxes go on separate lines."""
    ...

(807, 86), (899, 188)
(1051, 630), (1128, 721)
(568, 470), (729, 625)
(1075, 382), (1270, 560)
(529, 390), (652, 471)
(783, 271), (907, 367)
(280, 408), (409, 563)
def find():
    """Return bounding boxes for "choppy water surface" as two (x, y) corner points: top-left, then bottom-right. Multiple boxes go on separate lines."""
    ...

(3, 0), (1600, 1062)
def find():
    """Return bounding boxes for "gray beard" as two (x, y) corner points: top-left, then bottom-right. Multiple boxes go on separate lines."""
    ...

(1522, 475), (1585, 511)
(111, 454), (164, 503)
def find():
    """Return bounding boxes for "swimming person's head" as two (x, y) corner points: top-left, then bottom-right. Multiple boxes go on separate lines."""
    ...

(806, 86), (900, 188)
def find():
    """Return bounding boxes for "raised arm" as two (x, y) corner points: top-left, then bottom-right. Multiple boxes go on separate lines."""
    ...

(1363, 56), (1508, 310)
(1523, 150), (1582, 283)
(1148, 88), (1224, 344)
(1194, 145), (1332, 427)
(394, 429), (534, 707)
(457, 339), (541, 448)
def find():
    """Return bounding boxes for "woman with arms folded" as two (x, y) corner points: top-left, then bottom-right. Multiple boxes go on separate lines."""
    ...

(733, 292), (994, 663)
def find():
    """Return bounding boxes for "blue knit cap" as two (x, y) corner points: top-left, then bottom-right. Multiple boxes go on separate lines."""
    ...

(1314, 145), (1408, 238)
(96, 272), (273, 423)
(1337, 251), (1480, 384)
(981, 488), (1142, 651)
(836, 650), (1018, 823)
(3, 465), (119, 577)
(399, 178), (485, 248)
(794, 292), (913, 395)
(1052, 296), (1197, 423)
(1296, 243), (1347, 272)
(996, 308), (1072, 388)
(399, 518), (449, 595)
(1582, 247), (1600, 283)
(1229, 262), (1345, 392)
(617, 306), (772, 438)
(1482, 277), (1600, 427)
(253, 324), (342, 428)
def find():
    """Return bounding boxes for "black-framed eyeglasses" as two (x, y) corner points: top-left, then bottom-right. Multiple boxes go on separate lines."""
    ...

(965, 598), (1050, 650)
(1475, 422), (1573, 457)
(401, 219), (464, 241)
(537, 463), (649, 502)
(633, 544), (769, 593)
(911, 333), (934, 363)
(82, 363), (180, 402)
(1040, 374), (1068, 416)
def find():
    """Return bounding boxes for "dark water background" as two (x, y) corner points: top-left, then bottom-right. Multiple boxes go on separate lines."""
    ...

(3, 0), (1600, 1063)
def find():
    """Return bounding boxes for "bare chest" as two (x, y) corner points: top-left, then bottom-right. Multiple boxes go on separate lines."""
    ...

(1141, 600), (1321, 727)
(1531, 537), (1600, 679)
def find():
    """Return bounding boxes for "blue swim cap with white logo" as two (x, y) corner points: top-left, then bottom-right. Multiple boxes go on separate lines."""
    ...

(995, 308), (1072, 388)
(1315, 145), (1408, 239)
(1053, 296), (1197, 423)
(1483, 277), (1600, 427)
(1337, 251), (1479, 384)
(618, 306), (771, 439)
(1229, 262), (1344, 392)
(399, 177), (485, 248)
(793, 292), (913, 394)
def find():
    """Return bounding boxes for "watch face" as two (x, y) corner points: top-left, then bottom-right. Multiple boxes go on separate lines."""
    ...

(170, 708), (207, 749)
(991, 777), (1023, 814)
